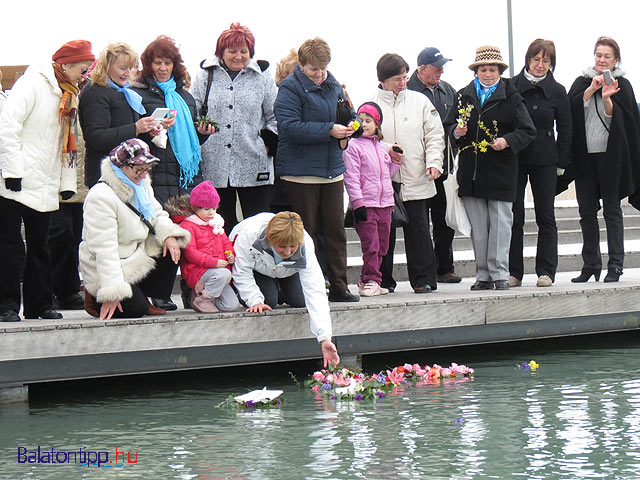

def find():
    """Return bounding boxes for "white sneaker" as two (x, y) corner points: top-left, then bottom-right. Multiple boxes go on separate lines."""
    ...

(359, 281), (382, 297)
(536, 275), (553, 287)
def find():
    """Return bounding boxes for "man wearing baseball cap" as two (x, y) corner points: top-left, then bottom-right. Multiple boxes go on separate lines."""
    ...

(407, 47), (461, 284)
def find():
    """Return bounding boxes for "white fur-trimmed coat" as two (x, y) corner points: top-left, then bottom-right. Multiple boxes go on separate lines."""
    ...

(79, 158), (190, 303)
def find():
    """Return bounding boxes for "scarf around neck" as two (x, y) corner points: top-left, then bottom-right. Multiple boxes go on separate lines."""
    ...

(53, 63), (79, 167)
(524, 69), (546, 84)
(474, 77), (499, 106)
(186, 212), (225, 235)
(156, 77), (202, 188)
(112, 164), (156, 221)
(107, 78), (146, 115)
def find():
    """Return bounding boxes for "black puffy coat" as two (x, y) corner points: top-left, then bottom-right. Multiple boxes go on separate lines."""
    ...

(513, 69), (572, 168)
(132, 77), (208, 205)
(79, 83), (140, 187)
(444, 78), (536, 202)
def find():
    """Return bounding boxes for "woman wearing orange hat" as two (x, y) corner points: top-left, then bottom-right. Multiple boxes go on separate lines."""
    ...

(0, 40), (95, 322)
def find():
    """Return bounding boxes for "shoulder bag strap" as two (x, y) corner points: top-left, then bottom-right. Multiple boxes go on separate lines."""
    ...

(97, 181), (156, 235)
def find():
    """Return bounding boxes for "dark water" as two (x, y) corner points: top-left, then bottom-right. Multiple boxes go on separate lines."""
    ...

(2, 332), (640, 479)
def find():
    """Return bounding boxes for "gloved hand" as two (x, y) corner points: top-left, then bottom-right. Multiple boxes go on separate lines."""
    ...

(60, 191), (74, 200)
(557, 168), (565, 177)
(5, 178), (22, 192)
(353, 206), (367, 223)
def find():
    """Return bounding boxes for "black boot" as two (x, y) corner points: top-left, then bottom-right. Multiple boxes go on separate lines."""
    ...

(571, 268), (601, 283)
(604, 268), (623, 283)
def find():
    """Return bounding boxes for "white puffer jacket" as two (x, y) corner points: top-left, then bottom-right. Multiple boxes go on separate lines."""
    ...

(229, 212), (332, 343)
(372, 88), (444, 201)
(0, 63), (76, 211)
(79, 158), (191, 303)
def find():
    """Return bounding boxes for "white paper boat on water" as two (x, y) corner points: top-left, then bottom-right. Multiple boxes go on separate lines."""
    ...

(234, 387), (284, 404)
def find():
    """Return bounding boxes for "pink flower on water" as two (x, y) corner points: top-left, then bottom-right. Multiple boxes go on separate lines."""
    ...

(312, 372), (325, 381)
(386, 368), (405, 385)
(428, 367), (440, 380)
(403, 363), (413, 373)
(333, 373), (351, 387)
(412, 364), (426, 377)
(440, 368), (453, 377)
(311, 384), (320, 393)
(450, 363), (467, 375)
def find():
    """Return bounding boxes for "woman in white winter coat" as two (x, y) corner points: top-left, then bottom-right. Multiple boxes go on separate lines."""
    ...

(79, 139), (191, 320)
(191, 23), (278, 233)
(0, 40), (95, 322)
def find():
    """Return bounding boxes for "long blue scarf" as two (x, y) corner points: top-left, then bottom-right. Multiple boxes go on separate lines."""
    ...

(474, 77), (499, 106)
(107, 78), (146, 115)
(112, 164), (156, 221)
(156, 77), (202, 188)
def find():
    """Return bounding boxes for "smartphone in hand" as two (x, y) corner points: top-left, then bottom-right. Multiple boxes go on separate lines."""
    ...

(392, 146), (404, 154)
(603, 69), (613, 86)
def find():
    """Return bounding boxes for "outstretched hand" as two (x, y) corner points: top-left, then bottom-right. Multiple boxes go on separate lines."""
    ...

(321, 340), (340, 368)
(246, 303), (273, 314)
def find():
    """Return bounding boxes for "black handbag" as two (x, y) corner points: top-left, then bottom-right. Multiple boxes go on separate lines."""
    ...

(391, 185), (409, 228)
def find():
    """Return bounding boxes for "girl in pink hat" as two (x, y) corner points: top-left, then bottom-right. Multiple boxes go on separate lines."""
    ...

(179, 181), (241, 312)
(343, 102), (402, 296)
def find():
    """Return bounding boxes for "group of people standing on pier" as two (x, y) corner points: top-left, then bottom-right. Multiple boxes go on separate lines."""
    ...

(1, 24), (640, 366)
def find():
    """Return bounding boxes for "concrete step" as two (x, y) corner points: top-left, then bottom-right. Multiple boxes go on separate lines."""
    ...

(347, 226), (640, 257)
(346, 239), (640, 283)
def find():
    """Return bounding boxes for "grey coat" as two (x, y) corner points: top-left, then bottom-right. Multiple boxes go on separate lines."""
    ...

(191, 57), (278, 188)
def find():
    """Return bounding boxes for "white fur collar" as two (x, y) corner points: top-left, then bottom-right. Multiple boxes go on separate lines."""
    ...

(582, 66), (626, 79)
(185, 213), (225, 235)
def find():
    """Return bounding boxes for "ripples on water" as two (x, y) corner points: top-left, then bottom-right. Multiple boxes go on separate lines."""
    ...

(2, 332), (640, 479)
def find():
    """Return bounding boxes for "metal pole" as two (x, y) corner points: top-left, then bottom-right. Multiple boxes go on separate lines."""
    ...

(507, 0), (514, 77)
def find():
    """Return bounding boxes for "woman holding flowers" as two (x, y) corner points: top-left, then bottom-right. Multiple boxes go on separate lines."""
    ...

(567, 36), (640, 283)
(133, 36), (214, 207)
(444, 46), (535, 290)
(191, 23), (277, 234)
(509, 39), (572, 288)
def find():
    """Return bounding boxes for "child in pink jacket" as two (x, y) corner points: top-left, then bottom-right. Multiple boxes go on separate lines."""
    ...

(179, 181), (241, 312)
(344, 102), (402, 296)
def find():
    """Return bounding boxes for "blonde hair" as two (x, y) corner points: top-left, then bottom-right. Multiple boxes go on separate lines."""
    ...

(298, 37), (331, 67)
(90, 42), (139, 86)
(266, 212), (305, 246)
(275, 48), (298, 86)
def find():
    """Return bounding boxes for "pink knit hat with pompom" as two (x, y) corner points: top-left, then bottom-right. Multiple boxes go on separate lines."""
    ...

(190, 181), (220, 208)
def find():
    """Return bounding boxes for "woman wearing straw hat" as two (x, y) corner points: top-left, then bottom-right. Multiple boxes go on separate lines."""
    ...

(444, 46), (535, 290)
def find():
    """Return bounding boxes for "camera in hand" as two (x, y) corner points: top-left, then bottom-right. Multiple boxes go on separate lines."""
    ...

(392, 146), (404, 154)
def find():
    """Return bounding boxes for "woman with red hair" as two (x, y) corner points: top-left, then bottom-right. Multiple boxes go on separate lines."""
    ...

(133, 35), (213, 207)
(191, 23), (278, 234)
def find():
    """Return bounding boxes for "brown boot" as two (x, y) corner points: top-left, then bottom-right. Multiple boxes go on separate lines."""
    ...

(83, 287), (99, 318)
(146, 299), (166, 316)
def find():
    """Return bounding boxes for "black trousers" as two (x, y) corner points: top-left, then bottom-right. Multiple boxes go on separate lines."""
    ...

(283, 180), (348, 292)
(253, 271), (305, 308)
(428, 176), (456, 275)
(574, 153), (624, 270)
(217, 184), (271, 235)
(509, 164), (558, 281)
(0, 196), (53, 316)
(92, 254), (179, 318)
(49, 203), (83, 298)
(381, 189), (437, 290)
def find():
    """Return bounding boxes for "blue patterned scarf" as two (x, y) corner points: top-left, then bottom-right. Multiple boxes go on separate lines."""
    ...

(156, 77), (202, 188)
(474, 77), (499, 106)
(112, 164), (156, 221)
(107, 78), (146, 115)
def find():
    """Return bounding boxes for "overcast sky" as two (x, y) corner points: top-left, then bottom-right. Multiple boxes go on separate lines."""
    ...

(5, 0), (639, 108)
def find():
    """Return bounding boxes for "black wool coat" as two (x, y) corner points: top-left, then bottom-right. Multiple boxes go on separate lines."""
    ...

(444, 78), (536, 202)
(79, 83), (140, 187)
(513, 69), (572, 168)
(132, 77), (208, 206)
(568, 72), (640, 203)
